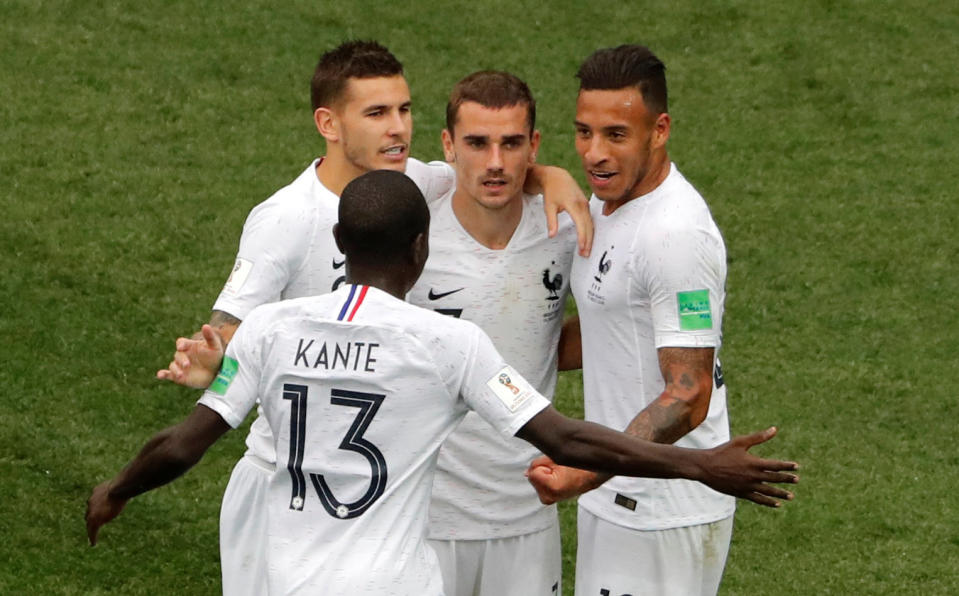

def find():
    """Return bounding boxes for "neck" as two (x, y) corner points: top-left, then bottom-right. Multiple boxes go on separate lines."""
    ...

(315, 150), (366, 196)
(345, 267), (413, 301)
(451, 190), (524, 250)
(603, 151), (671, 216)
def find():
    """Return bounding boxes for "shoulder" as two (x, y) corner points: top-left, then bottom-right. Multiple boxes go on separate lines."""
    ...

(246, 161), (326, 222)
(405, 158), (456, 202)
(642, 167), (719, 239)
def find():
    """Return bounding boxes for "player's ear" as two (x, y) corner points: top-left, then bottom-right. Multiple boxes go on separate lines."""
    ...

(528, 129), (541, 164)
(332, 223), (345, 254)
(410, 231), (429, 273)
(315, 107), (339, 142)
(441, 129), (455, 163)
(651, 112), (670, 150)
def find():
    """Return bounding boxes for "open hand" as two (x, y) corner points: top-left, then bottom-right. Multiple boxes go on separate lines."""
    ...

(700, 426), (799, 507)
(156, 324), (224, 389)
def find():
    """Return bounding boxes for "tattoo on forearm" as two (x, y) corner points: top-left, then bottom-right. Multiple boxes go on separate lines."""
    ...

(624, 347), (715, 444)
(209, 310), (241, 328)
(626, 397), (692, 444)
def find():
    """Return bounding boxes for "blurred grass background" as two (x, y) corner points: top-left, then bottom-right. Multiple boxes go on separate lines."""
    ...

(1, 0), (956, 593)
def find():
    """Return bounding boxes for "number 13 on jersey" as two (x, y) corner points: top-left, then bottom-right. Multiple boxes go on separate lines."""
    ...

(282, 383), (388, 519)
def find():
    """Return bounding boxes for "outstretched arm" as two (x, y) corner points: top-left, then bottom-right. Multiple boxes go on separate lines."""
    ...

(85, 404), (232, 545)
(156, 312), (239, 388)
(524, 164), (593, 257)
(516, 406), (797, 507)
(530, 346), (716, 501)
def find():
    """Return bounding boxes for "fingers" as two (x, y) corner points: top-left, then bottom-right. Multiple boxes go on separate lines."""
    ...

(755, 458), (800, 473)
(175, 336), (195, 352)
(570, 204), (594, 257)
(752, 482), (795, 501)
(545, 205), (559, 239)
(528, 455), (554, 469)
(87, 516), (100, 546)
(737, 426), (777, 449)
(756, 469), (800, 484)
(200, 324), (222, 350)
(742, 491), (785, 508)
(526, 468), (561, 505)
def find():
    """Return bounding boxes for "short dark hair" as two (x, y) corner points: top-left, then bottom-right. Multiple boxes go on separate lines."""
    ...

(311, 40), (404, 111)
(576, 44), (668, 115)
(445, 70), (536, 136)
(338, 170), (430, 265)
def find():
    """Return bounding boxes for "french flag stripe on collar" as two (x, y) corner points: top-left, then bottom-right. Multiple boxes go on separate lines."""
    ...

(337, 284), (369, 321)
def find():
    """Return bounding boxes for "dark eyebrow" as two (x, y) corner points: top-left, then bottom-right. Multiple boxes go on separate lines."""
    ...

(501, 134), (527, 144)
(462, 134), (490, 143)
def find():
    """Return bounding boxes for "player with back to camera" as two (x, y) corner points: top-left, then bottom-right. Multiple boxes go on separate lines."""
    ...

(87, 169), (799, 596)
(527, 44), (761, 595)
(155, 40), (591, 596)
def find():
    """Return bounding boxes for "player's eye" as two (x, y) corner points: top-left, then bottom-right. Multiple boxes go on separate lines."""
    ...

(575, 128), (590, 139)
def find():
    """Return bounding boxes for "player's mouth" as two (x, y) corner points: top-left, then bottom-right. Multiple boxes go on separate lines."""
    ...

(481, 178), (508, 193)
(380, 144), (408, 162)
(588, 170), (616, 189)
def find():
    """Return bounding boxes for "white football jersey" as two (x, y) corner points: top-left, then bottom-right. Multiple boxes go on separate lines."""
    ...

(211, 158), (455, 464)
(198, 285), (550, 595)
(571, 164), (736, 531)
(407, 191), (577, 539)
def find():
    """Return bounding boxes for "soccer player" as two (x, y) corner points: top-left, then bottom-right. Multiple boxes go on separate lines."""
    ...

(527, 44), (752, 595)
(87, 169), (799, 595)
(405, 71), (577, 596)
(157, 41), (590, 595)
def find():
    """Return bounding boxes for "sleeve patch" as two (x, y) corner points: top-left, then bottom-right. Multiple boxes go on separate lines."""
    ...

(209, 356), (239, 396)
(486, 366), (534, 412)
(222, 258), (254, 295)
(677, 289), (712, 331)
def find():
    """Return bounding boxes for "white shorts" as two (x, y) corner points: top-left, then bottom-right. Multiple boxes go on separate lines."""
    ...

(219, 454), (272, 596)
(428, 520), (562, 596)
(575, 506), (733, 596)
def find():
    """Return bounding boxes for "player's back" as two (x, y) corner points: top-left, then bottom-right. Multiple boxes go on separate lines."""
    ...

(236, 284), (544, 595)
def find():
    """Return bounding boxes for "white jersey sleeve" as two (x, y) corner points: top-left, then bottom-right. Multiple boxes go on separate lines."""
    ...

(404, 158), (456, 203)
(452, 323), (551, 437)
(213, 196), (313, 320)
(636, 213), (726, 349)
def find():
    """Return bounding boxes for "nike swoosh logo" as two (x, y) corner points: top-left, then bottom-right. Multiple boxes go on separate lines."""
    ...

(428, 287), (464, 301)
(332, 258), (345, 269)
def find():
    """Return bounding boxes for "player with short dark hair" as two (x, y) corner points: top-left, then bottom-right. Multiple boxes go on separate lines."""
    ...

(528, 44), (746, 595)
(309, 40), (404, 111)
(408, 70), (575, 595)
(88, 169), (798, 595)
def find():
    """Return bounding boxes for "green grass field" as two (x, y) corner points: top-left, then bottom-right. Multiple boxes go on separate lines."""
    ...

(2, 1), (957, 593)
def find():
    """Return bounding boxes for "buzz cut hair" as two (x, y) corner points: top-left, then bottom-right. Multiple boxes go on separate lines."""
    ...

(338, 170), (430, 266)
(311, 40), (404, 111)
(445, 70), (536, 136)
(576, 44), (668, 115)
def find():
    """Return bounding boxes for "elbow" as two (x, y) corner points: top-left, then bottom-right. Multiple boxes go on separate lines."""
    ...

(685, 392), (711, 432)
